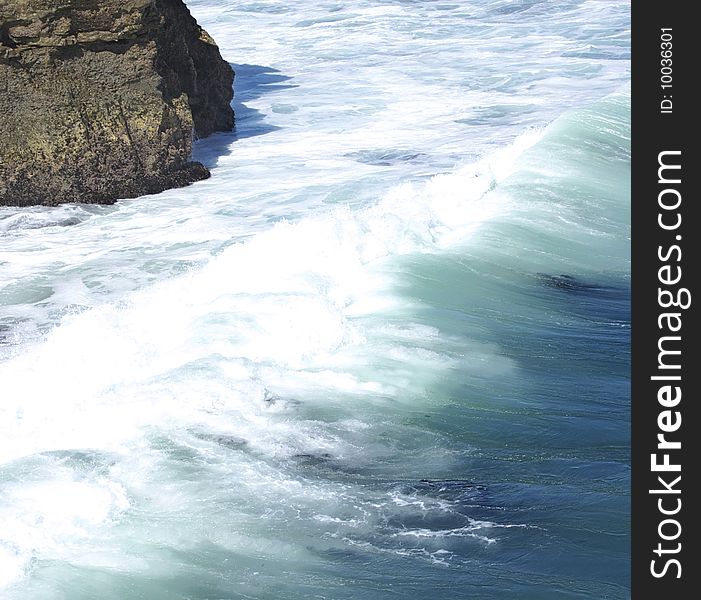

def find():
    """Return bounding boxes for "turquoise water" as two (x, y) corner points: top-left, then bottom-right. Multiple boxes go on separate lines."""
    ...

(0, 1), (629, 598)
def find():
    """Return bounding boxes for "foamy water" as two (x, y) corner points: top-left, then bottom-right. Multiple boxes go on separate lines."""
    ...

(1, 1), (630, 598)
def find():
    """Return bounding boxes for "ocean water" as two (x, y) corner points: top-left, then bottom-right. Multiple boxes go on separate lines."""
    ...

(0, 1), (630, 598)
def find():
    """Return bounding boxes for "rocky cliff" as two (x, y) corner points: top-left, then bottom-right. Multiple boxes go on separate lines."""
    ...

(0, 0), (234, 206)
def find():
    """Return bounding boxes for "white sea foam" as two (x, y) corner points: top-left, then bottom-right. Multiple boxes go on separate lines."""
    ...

(0, 101), (628, 589)
(0, 478), (129, 587)
(0, 0), (630, 593)
(1, 128), (538, 464)
(0, 130), (541, 586)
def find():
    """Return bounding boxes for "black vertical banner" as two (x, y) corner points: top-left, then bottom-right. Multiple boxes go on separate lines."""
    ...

(632, 3), (697, 597)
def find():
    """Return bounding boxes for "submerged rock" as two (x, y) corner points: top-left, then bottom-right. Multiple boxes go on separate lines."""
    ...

(0, 0), (234, 206)
(537, 273), (607, 293)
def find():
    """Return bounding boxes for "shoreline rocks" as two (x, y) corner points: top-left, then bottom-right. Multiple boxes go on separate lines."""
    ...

(0, 0), (234, 206)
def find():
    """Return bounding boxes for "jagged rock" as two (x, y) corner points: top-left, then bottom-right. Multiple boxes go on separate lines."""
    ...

(0, 0), (234, 206)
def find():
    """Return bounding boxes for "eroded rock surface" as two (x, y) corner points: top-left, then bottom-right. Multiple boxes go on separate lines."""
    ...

(0, 0), (234, 206)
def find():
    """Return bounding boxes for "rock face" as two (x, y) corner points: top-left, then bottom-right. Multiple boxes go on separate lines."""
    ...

(0, 0), (234, 206)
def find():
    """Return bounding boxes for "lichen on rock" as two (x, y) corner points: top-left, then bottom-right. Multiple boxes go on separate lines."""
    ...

(0, 0), (235, 206)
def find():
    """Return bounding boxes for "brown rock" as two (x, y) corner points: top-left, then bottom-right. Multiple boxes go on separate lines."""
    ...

(0, 0), (235, 206)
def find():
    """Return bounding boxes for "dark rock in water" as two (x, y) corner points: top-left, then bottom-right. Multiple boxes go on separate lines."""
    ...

(263, 389), (280, 404)
(292, 452), (334, 467)
(537, 273), (603, 293)
(0, 0), (235, 206)
(209, 435), (248, 450)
